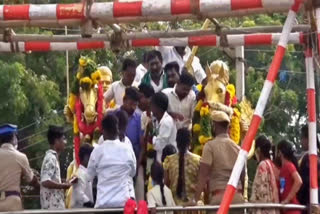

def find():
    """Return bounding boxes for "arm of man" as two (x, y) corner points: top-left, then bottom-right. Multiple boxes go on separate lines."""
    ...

(40, 155), (71, 189)
(20, 154), (40, 188)
(73, 172), (91, 206)
(192, 57), (206, 84)
(153, 121), (172, 153)
(103, 83), (114, 104)
(282, 171), (303, 204)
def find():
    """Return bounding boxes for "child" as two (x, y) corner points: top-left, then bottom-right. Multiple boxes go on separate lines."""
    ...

(71, 143), (94, 208)
(277, 140), (303, 214)
(147, 161), (175, 214)
(150, 92), (177, 163)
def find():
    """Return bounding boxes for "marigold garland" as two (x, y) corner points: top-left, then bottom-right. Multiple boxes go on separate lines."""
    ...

(91, 70), (102, 85)
(230, 108), (241, 144)
(193, 123), (201, 133)
(79, 57), (88, 67)
(80, 77), (92, 90)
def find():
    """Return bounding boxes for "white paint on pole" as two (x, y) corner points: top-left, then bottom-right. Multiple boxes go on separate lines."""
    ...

(65, 26), (69, 97)
(316, 8), (320, 33)
(310, 188), (319, 205)
(228, 150), (248, 187)
(309, 122), (318, 156)
(236, 46), (245, 101)
(261, 0), (294, 10)
(278, 10), (296, 48)
(90, 3), (113, 19)
(160, 38), (188, 46)
(50, 42), (77, 51)
(0, 42), (11, 52)
(228, 35), (244, 46)
(0, 6), (4, 20)
(29, 4), (57, 20)
(306, 57), (315, 89)
(254, 80), (273, 117)
(142, 0), (171, 16)
(200, 0), (231, 14)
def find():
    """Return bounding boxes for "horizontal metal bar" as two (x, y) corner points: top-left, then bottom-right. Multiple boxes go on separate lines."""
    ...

(0, 203), (307, 214)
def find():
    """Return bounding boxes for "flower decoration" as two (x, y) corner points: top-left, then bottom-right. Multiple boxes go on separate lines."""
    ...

(230, 108), (241, 144)
(195, 99), (203, 112)
(199, 135), (212, 145)
(91, 70), (102, 85)
(79, 57), (88, 67)
(193, 123), (201, 133)
(200, 105), (210, 117)
(80, 77), (92, 90)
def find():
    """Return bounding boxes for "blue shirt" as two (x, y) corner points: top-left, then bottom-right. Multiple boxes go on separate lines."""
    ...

(111, 108), (142, 159)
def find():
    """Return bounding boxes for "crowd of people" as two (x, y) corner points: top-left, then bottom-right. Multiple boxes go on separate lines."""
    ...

(0, 46), (319, 214)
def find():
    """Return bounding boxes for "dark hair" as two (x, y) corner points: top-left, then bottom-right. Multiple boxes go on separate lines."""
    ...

(255, 135), (272, 160)
(179, 71), (194, 87)
(147, 50), (163, 63)
(143, 52), (149, 63)
(151, 92), (168, 112)
(139, 83), (155, 98)
(79, 143), (94, 163)
(161, 144), (177, 163)
(124, 87), (140, 102)
(122, 58), (137, 71)
(115, 110), (129, 142)
(164, 62), (180, 75)
(151, 161), (166, 205)
(277, 140), (298, 168)
(47, 125), (65, 145)
(102, 114), (119, 136)
(0, 133), (14, 145)
(176, 128), (190, 200)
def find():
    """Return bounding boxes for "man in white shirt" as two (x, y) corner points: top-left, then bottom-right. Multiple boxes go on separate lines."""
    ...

(135, 52), (149, 85)
(163, 71), (196, 130)
(157, 46), (206, 84)
(104, 58), (138, 107)
(87, 114), (136, 208)
(141, 50), (168, 93)
(71, 143), (94, 208)
(150, 92), (177, 163)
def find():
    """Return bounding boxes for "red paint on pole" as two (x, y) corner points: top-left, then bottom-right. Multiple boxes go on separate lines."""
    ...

(266, 46), (286, 83)
(113, 1), (142, 17)
(171, 0), (191, 14)
(132, 39), (160, 47)
(188, 35), (217, 46)
(307, 89), (316, 122)
(57, 3), (85, 19)
(242, 115), (262, 152)
(244, 34), (272, 45)
(231, 0), (262, 10)
(25, 41), (50, 52)
(299, 32), (305, 45)
(310, 155), (318, 189)
(217, 185), (236, 214)
(3, 5), (30, 20)
(291, 0), (303, 12)
(77, 41), (105, 50)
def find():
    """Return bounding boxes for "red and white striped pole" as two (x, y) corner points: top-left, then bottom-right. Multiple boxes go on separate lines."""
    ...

(316, 8), (320, 55)
(304, 47), (319, 205)
(216, 1), (303, 214)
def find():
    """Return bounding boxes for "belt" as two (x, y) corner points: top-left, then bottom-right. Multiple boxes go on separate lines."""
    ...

(0, 191), (21, 200)
(212, 189), (242, 196)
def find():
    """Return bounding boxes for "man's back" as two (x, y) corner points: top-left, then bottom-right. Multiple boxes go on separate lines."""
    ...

(201, 133), (240, 192)
(0, 144), (33, 192)
(87, 139), (136, 208)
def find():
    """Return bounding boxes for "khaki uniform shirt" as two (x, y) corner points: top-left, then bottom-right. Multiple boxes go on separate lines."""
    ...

(0, 143), (34, 192)
(201, 133), (241, 192)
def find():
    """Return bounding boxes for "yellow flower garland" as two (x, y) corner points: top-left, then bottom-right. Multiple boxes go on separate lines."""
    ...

(195, 99), (203, 112)
(200, 106), (209, 117)
(79, 57), (88, 67)
(199, 135), (212, 145)
(80, 77), (93, 89)
(91, 70), (102, 85)
(230, 108), (241, 144)
(193, 123), (201, 133)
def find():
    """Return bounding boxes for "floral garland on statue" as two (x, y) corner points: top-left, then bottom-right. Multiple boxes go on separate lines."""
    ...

(192, 84), (241, 154)
(69, 57), (104, 134)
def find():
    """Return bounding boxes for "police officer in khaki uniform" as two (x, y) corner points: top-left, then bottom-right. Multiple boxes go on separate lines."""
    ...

(0, 124), (39, 211)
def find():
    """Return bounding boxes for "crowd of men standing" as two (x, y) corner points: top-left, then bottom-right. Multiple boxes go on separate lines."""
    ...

(0, 46), (318, 214)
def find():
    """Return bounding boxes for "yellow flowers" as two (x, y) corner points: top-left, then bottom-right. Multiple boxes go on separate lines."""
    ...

(193, 123), (201, 133)
(227, 84), (236, 99)
(80, 77), (92, 89)
(79, 57), (88, 67)
(200, 106), (210, 117)
(230, 108), (241, 145)
(195, 100), (203, 112)
(147, 143), (154, 151)
(91, 70), (102, 85)
(108, 99), (116, 109)
(199, 135), (212, 145)
(196, 84), (203, 92)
